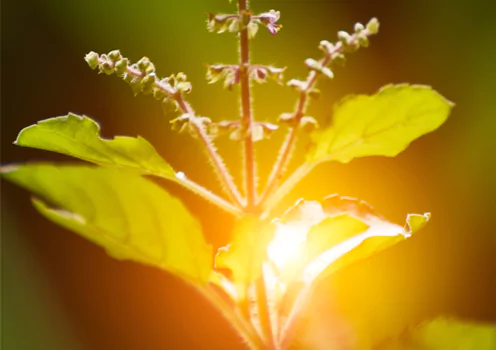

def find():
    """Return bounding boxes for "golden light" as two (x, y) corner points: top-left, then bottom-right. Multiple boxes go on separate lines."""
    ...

(266, 223), (309, 271)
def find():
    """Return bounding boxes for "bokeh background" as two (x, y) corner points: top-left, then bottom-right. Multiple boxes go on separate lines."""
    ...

(2, 0), (495, 349)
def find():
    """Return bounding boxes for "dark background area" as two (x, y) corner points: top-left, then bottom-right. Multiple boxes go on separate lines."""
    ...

(2, 0), (495, 349)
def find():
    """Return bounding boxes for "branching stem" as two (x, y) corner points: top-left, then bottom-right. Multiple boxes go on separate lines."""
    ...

(178, 98), (245, 208)
(101, 57), (245, 209)
(237, 1), (276, 348)
(259, 29), (373, 212)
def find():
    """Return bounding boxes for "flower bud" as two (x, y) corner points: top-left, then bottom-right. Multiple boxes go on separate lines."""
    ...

(305, 58), (321, 71)
(252, 124), (265, 142)
(252, 67), (267, 84)
(228, 18), (240, 33)
(137, 57), (152, 73)
(175, 72), (187, 82)
(247, 21), (259, 39)
(337, 31), (351, 46)
(262, 123), (278, 137)
(279, 112), (297, 125)
(170, 114), (192, 132)
(108, 50), (122, 62)
(176, 81), (192, 94)
(129, 76), (143, 96)
(331, 53), (346, 66)
(207, 123), (220, 138)
(100, 61), (114, 75)
(321, 67), (334, 79)
(366, 17), (379, 34)
(153, 87), (168, 101)
(354, 22), (365, 33)
(300, 116), (318, 132)
(229, 127), (243, 141)
(319, 40), (334, 54)
(115, 58), (129, 76)
(305, 58), (333, 79)
(358, 35), (370, 48)
(287, 79), (306, 91)
(141, 74), (156, 94)
(84, 52), (100, 70)
(346, 40), (360, 52)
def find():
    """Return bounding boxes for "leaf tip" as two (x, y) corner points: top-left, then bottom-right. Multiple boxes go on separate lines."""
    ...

(404, 212), (431, 237)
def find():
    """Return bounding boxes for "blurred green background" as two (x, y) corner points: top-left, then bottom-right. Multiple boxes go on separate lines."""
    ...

(2, 0), (495, 349)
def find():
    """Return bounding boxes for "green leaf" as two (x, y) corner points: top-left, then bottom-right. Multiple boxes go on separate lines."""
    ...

(379, 317), (496, 350)
(309, 84), (454, 163)
(14, 114), (175, 179)
(1, 164), (212, 284)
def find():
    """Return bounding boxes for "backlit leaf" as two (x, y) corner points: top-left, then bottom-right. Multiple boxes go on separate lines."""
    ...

(14, 114), (175, 179)
(309, 84), (453, 164)
(267, 196), (430, 286)
(1, 164), (212, 284)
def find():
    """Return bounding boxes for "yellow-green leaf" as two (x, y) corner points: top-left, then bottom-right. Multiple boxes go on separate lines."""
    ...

(14, 114), (175, 179)
(1, 164), (212, 284)
(306, 211), (430, 286)
(309, 84), (454, 163)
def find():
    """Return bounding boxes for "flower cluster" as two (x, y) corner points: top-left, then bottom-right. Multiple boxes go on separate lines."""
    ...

(279, 113), (319, 132)
(276, 18), (380, 131)
(169, 113), (212, 138)
(207, 120), (278, 142)
(206, 64), (286, 89)
(85, 50), (192, 111)
(287, 17), (380, 93)
(206, 9), (282, 38)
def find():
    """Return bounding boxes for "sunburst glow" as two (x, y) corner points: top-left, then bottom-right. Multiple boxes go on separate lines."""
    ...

(266, 223), (309, 271)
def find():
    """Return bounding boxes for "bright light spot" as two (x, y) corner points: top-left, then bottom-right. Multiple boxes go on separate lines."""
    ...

(267, 223), (309, 270)
(175, 171), (186, 180)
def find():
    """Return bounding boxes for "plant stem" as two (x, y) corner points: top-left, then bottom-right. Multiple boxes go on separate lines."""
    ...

(259, 29), (374, 211)
(237, 2), (276, 349)
(255, 276), (276, 349)
(174, 97), (245, 209)
(199, 285), (265, 350)
(238, 0), (256, 211)
(172, 175), (243, 217)
(106, 56), (245, 209)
